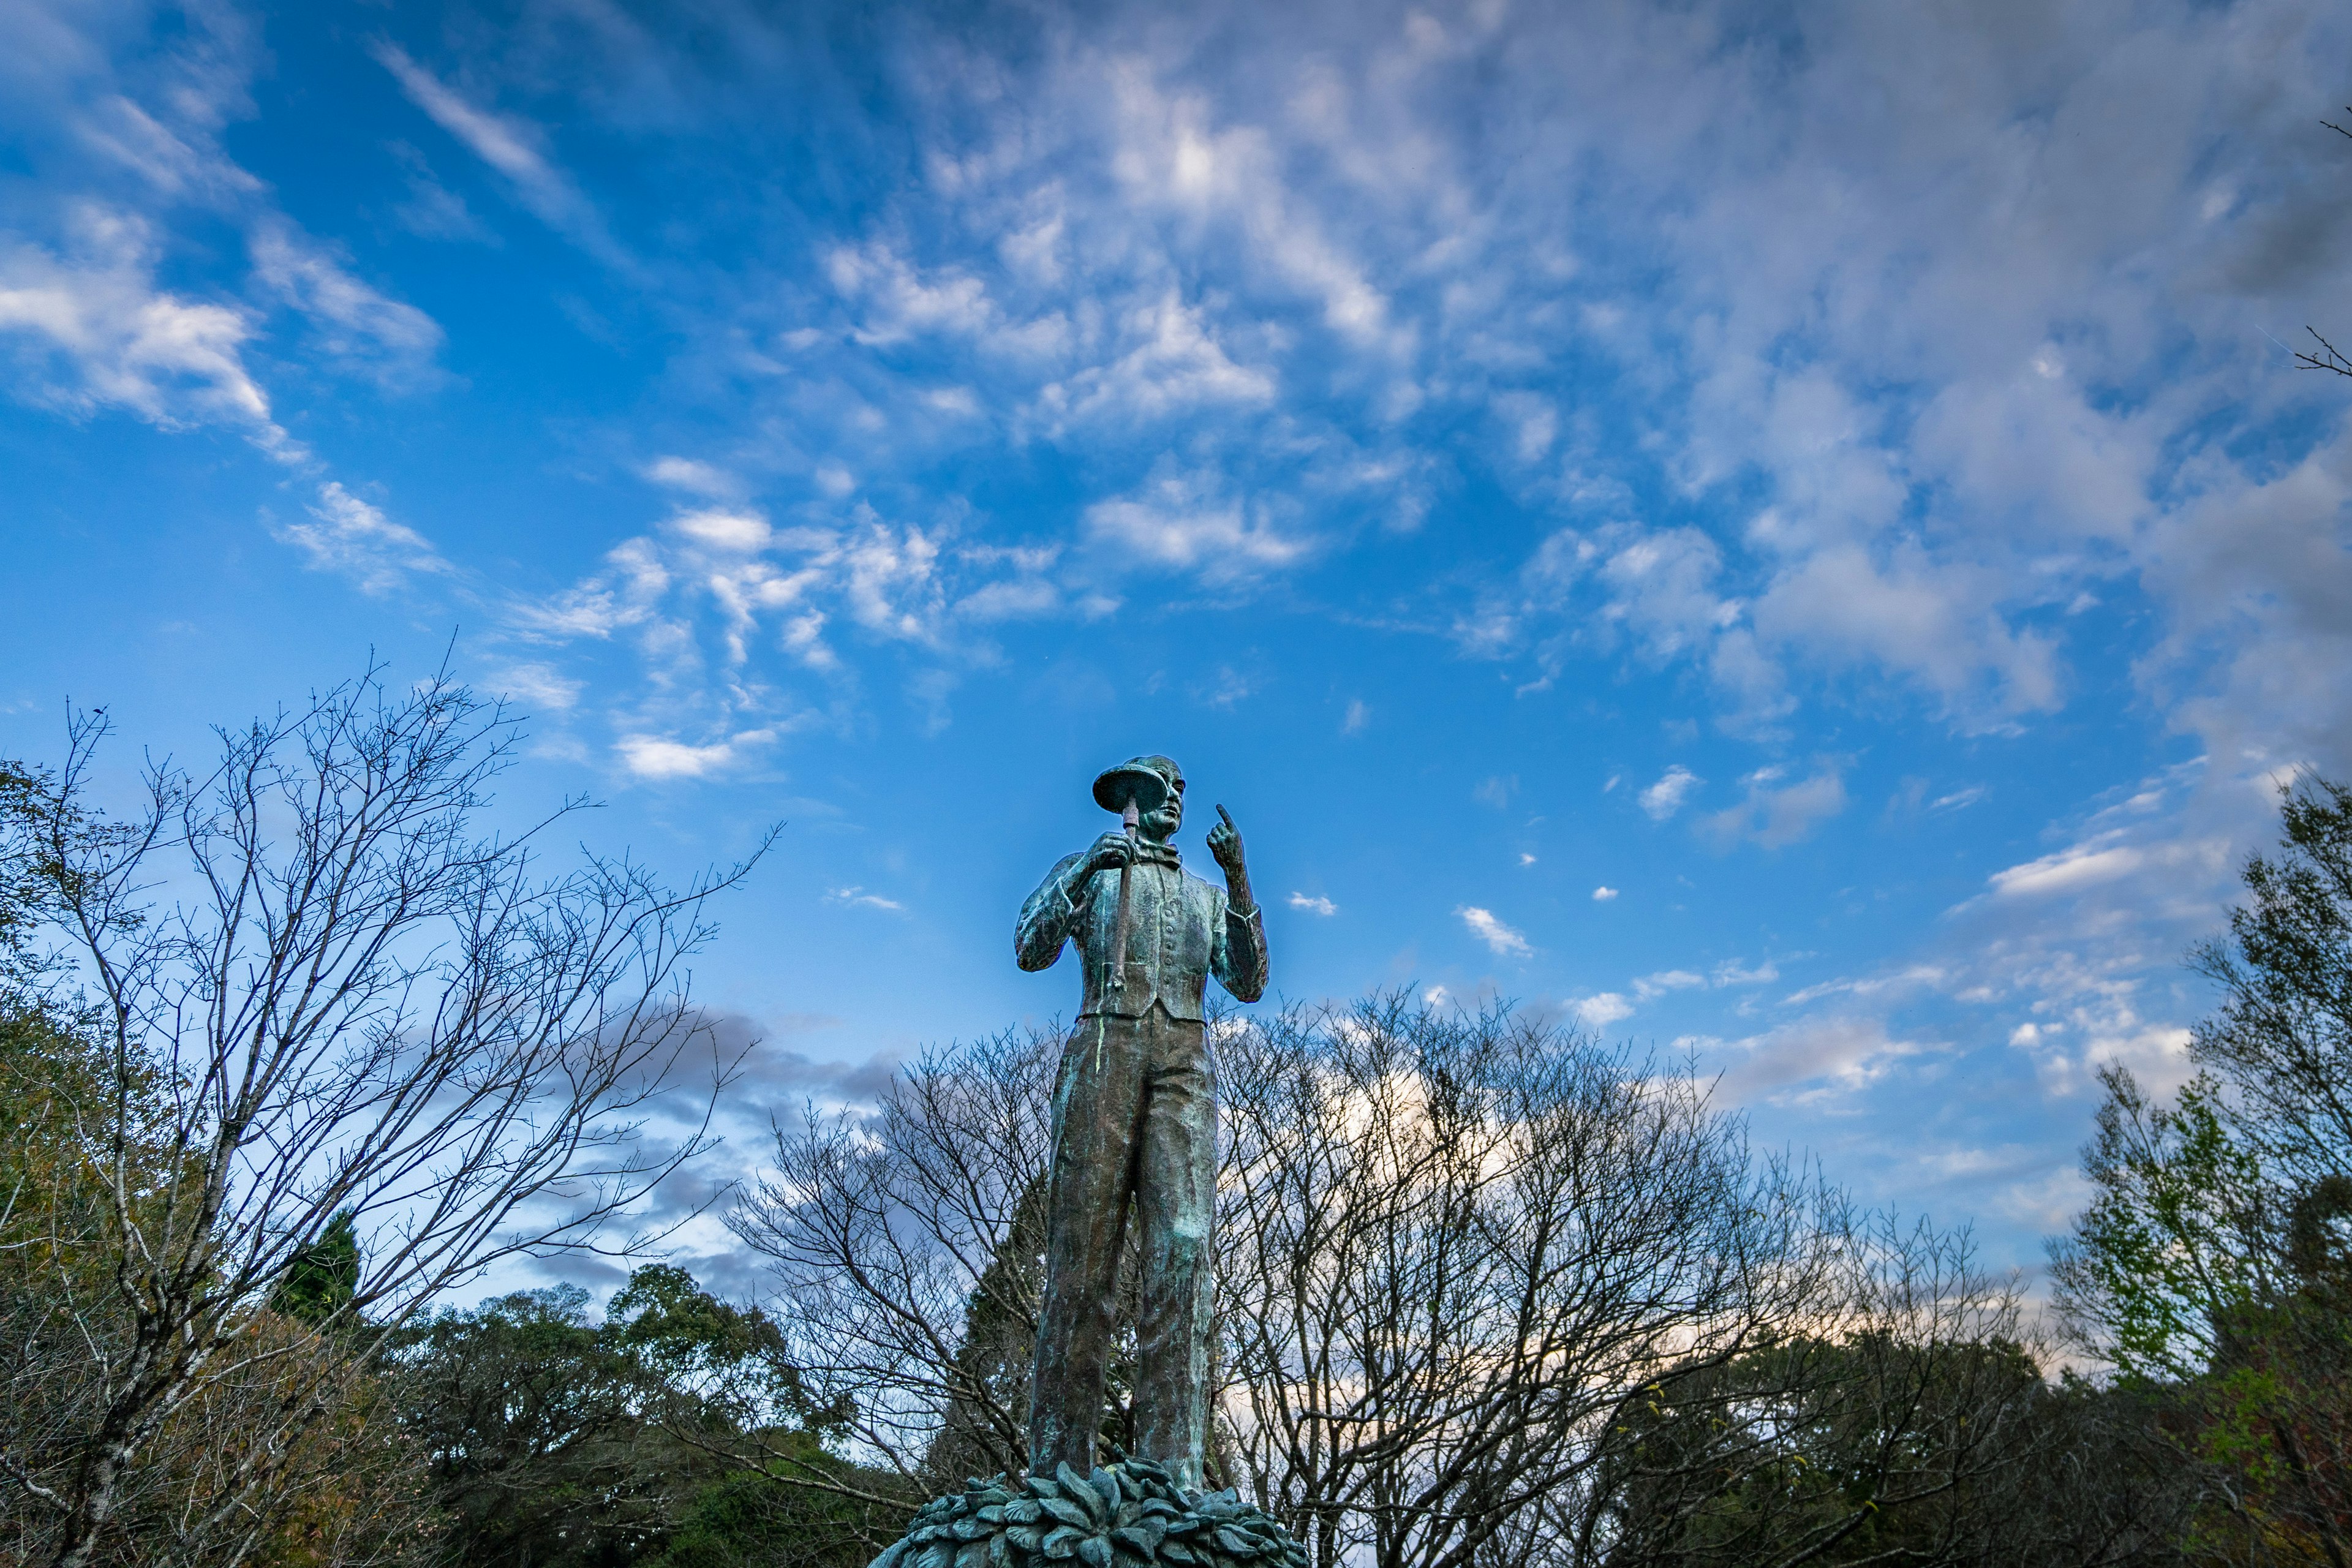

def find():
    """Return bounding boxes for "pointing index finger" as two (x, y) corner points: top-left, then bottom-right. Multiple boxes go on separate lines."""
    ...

(1216, 804), (1237, 831)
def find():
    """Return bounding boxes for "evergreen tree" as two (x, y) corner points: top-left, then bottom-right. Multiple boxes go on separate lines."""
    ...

(398, 1265), (888, 1568)
(2056, 777), (2352, 1562)
(274, 1212), (362, 1326)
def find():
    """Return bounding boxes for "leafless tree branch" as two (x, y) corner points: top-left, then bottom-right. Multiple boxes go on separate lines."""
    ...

(0, 658), (767, 1568)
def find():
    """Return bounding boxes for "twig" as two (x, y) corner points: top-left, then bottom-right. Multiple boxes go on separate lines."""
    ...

(2294, 328), (2352, 379)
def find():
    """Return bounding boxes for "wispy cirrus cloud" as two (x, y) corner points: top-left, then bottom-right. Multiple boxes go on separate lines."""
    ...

(272, 481), (451, 595)
(7, 0), (2352, 1297)
(247, 220), (443, 388)
(1457, 905), (1529, 958)
(1082, 470), (1314, 584)
(371, 41), (630, 269)
(0, 7), (456, 603)
(0, 206), (292, 454)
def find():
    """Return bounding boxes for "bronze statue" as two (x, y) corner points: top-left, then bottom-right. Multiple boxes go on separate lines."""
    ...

(1014, 755), (1267, 1488)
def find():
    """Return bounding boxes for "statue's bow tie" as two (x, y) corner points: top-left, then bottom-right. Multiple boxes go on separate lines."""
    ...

(1129, 840), (1182, 869)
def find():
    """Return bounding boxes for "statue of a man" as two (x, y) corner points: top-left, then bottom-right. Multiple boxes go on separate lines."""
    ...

(1014, 755), (1267, 1488)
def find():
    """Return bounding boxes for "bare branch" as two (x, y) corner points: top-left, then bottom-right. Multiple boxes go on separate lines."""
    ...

(0, 659), (767, 1567)
(2296, 328), (2352, 379)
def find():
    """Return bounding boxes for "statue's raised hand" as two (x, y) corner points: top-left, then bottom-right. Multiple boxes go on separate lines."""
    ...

(1207, 804), (1246, 878)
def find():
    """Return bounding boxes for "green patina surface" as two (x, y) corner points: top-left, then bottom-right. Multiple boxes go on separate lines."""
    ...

(872, 1460), (1307, 1568)
(1014, 756), (1266, 1490)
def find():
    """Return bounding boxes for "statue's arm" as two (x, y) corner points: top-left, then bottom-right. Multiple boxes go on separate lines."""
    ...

(1015, 851), (1097, 972)
(1211, 887), (1268, 1004)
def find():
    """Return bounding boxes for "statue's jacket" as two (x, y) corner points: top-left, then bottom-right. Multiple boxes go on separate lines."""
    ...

(1016, 847), (1267, 1020)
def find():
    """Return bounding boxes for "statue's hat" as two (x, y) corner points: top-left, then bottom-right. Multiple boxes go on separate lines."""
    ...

(1092, 755), (1177, 815)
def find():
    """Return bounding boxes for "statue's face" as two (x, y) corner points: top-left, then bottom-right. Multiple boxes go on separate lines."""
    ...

(1139, 771), (1185, 842)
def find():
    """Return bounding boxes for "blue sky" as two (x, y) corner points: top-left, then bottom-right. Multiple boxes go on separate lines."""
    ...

(4, 0), (2351, 1300)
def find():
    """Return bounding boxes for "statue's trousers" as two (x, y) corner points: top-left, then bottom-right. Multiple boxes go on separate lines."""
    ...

(1029, 1001), (1216, 1488)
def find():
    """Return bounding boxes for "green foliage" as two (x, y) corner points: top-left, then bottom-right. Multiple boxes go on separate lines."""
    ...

(2054, 775), (2352, 1562)
(273, 1212), (363, 1326)
(1599, 1331), (2053, 1567)
(2056, 778), (2352, 1382)
(646, 1447), (894, 1568)
(2056, 1069), (2271, 1382)
(0, 758), (58, 992)
(396, 1266), (886, 1568)
(2193, 776), (2352, 1191)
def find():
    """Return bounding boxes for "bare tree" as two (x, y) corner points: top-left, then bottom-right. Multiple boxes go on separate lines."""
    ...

(730, 998), (2076, 1568)
(0, 664), (761, 1568)
(733, 1003), (1837, 1560)
(1212, 998), (1844, 1568)
(731, 1025), (1059, 1515)
(2296, 113), (2352, 380)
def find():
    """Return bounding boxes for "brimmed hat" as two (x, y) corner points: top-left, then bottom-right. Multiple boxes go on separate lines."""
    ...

(1092, 755), (1180, 814)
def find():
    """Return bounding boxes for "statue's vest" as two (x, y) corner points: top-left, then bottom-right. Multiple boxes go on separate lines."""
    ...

(1015, 851), (1265, 1021)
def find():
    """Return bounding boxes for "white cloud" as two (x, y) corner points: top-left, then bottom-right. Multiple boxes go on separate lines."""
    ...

(1991, 1166), (2096, 1232)
(1700, 766), (1849, 850)
(615, 731), (771, 779)
(1103, 61), (1399, 352)
(1781, 963), (1954, 1008)
(1703, 1016), (1942, 1104)
(1633, 969), (1706, 1002)
(272, 482), (449, 595)
(1987, 836), (2146, 899)
(1572, 992), (1634, 1029)
(247, 221), (442, 387)
(827, 886), (905, 912)
(1597, 527), (1746, 662)
(644, 456), (740, 499)
(1287, 892), (1337, 916)
(669, 507), (773, 554)
(827, 241), (1006, 348)
(488, 662), (582, 712)
(515, 503), (981, 682)
(1041, 290), (1275, 423)
(1084, 472), (1313, 582)
(0, 207), (296, 458)
(1638, 765), (1701, 821)
(74, 92), (262, 202)
(1590, 884), (1617, 900)
(387, 143), (494, 243)
(1342, 698), (1370, 734)
(1749, 542), (2064, 723)
(1457, 905), (1531, 958)
(372, 42), (626, 266)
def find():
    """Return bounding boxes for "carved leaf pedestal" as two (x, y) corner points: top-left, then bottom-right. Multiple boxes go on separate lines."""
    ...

(872, 1459), (1309, 1568)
